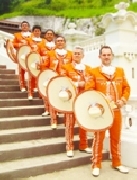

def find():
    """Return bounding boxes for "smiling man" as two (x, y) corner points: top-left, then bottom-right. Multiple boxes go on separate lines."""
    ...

(61, 46), (92, 157)
(85, 45), (131, 177)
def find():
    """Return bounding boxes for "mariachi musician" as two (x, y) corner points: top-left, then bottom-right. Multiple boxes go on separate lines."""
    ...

(12, 21), (32, 92)
(85, 46), (130, 177)
(27, 25), (45, 100)
(61, 46), (92, 157)
(38, 36), (72, 129)
(38, 29), (56, 116)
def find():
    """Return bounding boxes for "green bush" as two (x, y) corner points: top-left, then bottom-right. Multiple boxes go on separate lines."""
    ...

(0, 0), (136, 19)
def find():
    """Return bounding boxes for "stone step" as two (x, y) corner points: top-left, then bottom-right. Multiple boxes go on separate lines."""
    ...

(0, 135), (82, 162)
(0, 91), (39, 99)
(0, 69), (15, 74)
(0, 105), (44, 118)
(0, 98), (43, 107)
(0, 115), (64, 130)
(0, 79), (19, 85)
(0, 65), (6, 69)
(0, 74), (18, 79)
(0, 64), (103, 179)
(0, 123), (68, 144)
(0, 149), (107, 179)
(0, 85), (20, 91)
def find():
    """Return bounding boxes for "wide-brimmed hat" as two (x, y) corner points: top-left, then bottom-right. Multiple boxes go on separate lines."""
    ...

(74, 90), (114, 132)
(26, 52), (41, 77)
(47, 76), (77, 113)
(18, 45), (31, 70)
(37, 69), (58, 97)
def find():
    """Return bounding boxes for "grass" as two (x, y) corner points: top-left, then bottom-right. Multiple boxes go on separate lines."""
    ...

(0, 0), (137, 20)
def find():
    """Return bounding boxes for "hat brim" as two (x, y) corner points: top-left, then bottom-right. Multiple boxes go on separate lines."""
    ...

(47, 76), (77, 112)
(38, 69), (58, 97)
(26, 52), (40, 77)
(74, 90), (114, 132)
(18, 45), (31, 70)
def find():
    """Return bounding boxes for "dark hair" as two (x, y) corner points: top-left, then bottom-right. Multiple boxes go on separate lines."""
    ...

(21, 21), (30, 27)
(99, 46), (113, 55)
(32, 25), (41, 32)
(45, 29), (54, 35)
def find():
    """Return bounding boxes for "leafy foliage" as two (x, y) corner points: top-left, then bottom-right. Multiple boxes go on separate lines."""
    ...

(0, 0), (136, 19)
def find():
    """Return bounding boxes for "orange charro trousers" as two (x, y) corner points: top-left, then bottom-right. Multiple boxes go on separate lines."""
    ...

(28, 73), (37, 96)
(19, 66), (26, 90)
(50, 107), (58, 125)
(64, 86), (89, 151)
(92, 109), (122, 168)
(43, 96), (50, 113)
(50, 109), (88, 151)
(65, 113), (88, 151)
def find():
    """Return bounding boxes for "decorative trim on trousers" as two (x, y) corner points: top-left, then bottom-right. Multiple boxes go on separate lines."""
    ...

(19, 66), (25, 89)
(65, 113), (75, 151)
(43, 96), (50, 112)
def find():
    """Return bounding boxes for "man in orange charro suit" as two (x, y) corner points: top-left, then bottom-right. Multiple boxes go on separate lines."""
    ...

(85, 46), (130, 177)
(61, 46), (92, 157)
(27, 25), (45, 100)
(38, 36), (72, 129)
(12, 21), (32, 92)
(38, 29), (56, 116)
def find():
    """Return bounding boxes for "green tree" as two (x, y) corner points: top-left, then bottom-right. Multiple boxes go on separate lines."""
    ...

(101, 0), (108, 6)
(75, 0), (84, 4)
(0, 0), (12, 14)
(46, 0), (52, 4)
(0, 0), (21, 14)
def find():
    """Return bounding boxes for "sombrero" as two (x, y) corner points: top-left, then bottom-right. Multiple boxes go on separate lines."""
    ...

(47, 76), (77, 113)
(18, 45), (31, 70)
(26, 51), (41, 77)
(37, 69), (58, 97)
(74, 90), (114, 132)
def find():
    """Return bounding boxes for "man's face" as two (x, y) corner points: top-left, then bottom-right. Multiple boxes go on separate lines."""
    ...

(73, 49), (84, 64)
(99, 48), (113, 66)
(33, 28), (41, 37)
(21, 23), (30, 32)
(45, 31), (54, 42)
(55, 37), (66, 49)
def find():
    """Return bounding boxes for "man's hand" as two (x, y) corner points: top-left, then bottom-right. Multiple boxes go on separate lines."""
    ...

(116, 100), (124, 108)
(37, 64), (40, 70)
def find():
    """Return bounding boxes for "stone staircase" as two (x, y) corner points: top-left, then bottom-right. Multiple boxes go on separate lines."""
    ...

(0, 65), (109, 179)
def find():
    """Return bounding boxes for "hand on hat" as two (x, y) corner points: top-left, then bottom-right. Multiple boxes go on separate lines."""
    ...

(116, 100), (124, 108)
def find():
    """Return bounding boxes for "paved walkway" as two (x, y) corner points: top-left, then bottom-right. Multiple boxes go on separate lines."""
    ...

(20, 160), (137, 180)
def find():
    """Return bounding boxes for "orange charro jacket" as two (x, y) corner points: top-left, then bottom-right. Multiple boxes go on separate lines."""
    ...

(38, 39), (56, 56)
(61, 63), (92, 92)
(85, 66), (130, 104)
(27, 37), (45, 52)
(37, 40), (56, 71)
(39, 50), (72, 74)
(12, 32), (32, 49)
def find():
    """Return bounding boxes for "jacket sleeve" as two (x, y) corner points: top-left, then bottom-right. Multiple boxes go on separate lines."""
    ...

(12, 33), (20, 49)
(85, 68), (95, 90)
(121, 68), (130, 103)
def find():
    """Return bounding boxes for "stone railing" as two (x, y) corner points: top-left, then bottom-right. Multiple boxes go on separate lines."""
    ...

(0, 30), (14, 47)
(121, 95), (137, 168)
(0, 30), (17, 72)
(73, 35), (105, 51)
